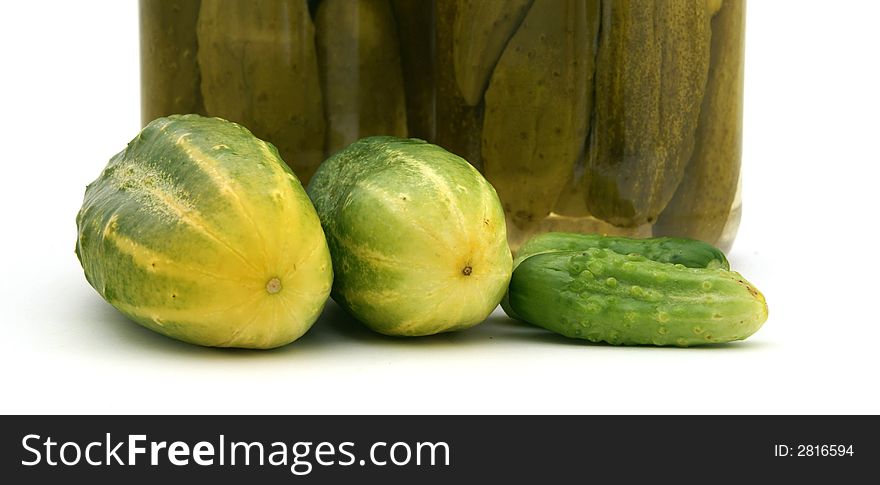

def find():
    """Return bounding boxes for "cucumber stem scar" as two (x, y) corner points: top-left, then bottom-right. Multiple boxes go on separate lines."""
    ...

(266, 277), (282, 294)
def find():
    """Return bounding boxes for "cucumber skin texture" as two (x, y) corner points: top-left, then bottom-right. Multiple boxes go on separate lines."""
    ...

(306, 136), (512, 336)
(508, 249), (767, 347)
(76, 115), (333, 349)
(501, 231), (728, 320)
(513, 232), (729, 270)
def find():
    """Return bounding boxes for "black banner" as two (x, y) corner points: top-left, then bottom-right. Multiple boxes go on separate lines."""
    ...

(1, 415), (876, 482)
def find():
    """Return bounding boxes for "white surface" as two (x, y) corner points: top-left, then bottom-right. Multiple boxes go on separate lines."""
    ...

(1, 0), (878, 414)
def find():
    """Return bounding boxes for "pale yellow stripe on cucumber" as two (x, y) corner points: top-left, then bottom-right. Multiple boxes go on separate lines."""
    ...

(392, 151), (469, 240)
(103, 220), (255, 284)
(135, 178), (260, 273)
(341, 288), (407, 308)
(214, 294), (271, 347)
(172, 131), (271, 270)
(358, 182), (457, 252)
(259, 139), (316, 275)
(477, 177), (508, 247)
(281, 240), (330, 290)
(273, 294), (305, 343)
(333, 233), (435, 271)
(112, 288), (265, 330)
(419, 279), (462, 316)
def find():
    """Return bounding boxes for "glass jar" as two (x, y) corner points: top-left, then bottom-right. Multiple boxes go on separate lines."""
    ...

(140, 0), (745, 251)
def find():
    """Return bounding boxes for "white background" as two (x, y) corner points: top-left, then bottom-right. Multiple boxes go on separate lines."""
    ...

(1, 0), (878, 414)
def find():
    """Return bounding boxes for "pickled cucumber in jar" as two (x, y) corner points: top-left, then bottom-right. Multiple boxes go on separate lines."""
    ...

(434, 0), (485, 168)
(197, 0), (326, 182)
(139, 0), (204, 125)
(390, 0), (436, 141)
(315, 0), (408, 156)
(481, 0), (599, 241)
(655, 0), (746, 251)
(584, 0), (712, 228)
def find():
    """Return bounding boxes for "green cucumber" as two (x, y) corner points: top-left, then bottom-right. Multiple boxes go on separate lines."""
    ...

(507, 249), (767, 346)
(306, 136), (512, 336)
(514, 232), (729, 270)
(502, 232), (728, 321)
(76, 115), (333, 349)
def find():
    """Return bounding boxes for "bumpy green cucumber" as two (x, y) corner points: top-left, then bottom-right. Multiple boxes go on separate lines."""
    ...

(585, 0), (712, 227)
(508, 249), (767, 346)
(482, 0), (599, 235)
(139, 0), (204, 125)
(654, 0), (745, 246)
(75, 115), (333, 349)
(502, 231), (728, 321)
(307, 136), (512, 336)
(197, 0), (325, 183)
(316, 0), (408, 155)
(390, 0), (436, 140)
(514, 232), (729, 270)
(452, 0), (534, 106)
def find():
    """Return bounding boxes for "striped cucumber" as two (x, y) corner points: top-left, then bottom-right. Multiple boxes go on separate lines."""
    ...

(306, 136), (512, 336)
(507, 249), (767, 346)
(75, 115), (333, 349)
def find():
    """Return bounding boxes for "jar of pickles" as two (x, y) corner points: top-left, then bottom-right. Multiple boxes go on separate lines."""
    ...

(140, 0), (745, 251)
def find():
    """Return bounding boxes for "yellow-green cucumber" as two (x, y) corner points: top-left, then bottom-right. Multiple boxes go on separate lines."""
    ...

(76, 115), (333, 349)
(307, 136), (512, 336)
